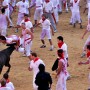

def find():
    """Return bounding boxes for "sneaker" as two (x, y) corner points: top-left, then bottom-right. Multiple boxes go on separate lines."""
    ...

(54, 30), (57, 33)
(15, 29), (18, 33)
(40, 45), (46, 48)
(49, 46), (54, 51)
(81, 53), (86, 58)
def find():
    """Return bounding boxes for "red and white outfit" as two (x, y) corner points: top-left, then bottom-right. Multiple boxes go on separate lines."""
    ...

(0, 86), (11, 90)
(58, 42), (70, 79)
(20, 18), (33, 30)
(21, 28), (32, 56)
(39, 19), (52, 40)
(56, 58), (67, 90)
(72, 0), (81, 24)
(34, 0), (43, 21)
(6, 79), (15, 90)
(16, 1), (29, 25)
(29, 58), (45, 90)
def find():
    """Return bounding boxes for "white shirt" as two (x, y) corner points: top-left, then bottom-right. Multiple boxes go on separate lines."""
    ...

(2, 0), (9, 16)
(51, 0), (59, 8)
(6, 35), (19, 44)
(0, 87), (12, 90)
(35, 0), (43, 9)
(20, 19), (33, 30)
(43, 1), (54, 13)
(30, 59), (45, 78)
(16, 1), (29, 13)
(39, 19), (51, 30)
(72, 0), (80, 12)
(59, 43), (68, 58)
(6, 82), (15, 90)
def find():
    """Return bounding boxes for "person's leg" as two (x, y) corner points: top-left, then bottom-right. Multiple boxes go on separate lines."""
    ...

(77, 12), (82, 29)
(54, 7), (59, 24)
(47, 13), (57, 32)
(34, 9), (38, 25)
(40, 29), (46, 48)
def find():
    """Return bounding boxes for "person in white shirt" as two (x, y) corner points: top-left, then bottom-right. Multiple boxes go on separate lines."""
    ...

(43, 0), (57, 32)
(0, 79), (12, 90)
(15, 0), (29, 32)
(34, 0), (43, 25)
(81, 13), (90, 58)
(35, 13), (54, 51)
(3, 73), (15, 90)
(28, 52), (45, 90)
(0, 8), (10, 36)
(56, 49), (67, 90)
(1, 0), (13, 27)
(51, 0), (59, 24)
(57, 36), (70, 80)
(71, 0), (82, 28)
(20, 22), (34, 59)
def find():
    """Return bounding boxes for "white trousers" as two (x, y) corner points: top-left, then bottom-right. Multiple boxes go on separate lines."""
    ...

(72, 12), (81, 24)
(56, 73), (67, 90)
(34, 8), (43, 20)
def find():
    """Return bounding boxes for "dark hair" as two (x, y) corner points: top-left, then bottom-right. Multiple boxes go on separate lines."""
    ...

(1, 8), (5, 13)
(3, 73), (9, 79)
(39, 64), (45, 72)
(31, 52), (37, 57)
(24, 14), (29, 17)
(0, 35), (6, 40)
(42, 13), (48, 18)
(0, 79), (6, 87)
(57, 36), (63, 42)
(87, 45), (90, 50)
(57, 49), (63, 57)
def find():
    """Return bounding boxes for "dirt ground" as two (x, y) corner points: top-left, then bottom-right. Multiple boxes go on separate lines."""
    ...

(0, 1), (90, 90)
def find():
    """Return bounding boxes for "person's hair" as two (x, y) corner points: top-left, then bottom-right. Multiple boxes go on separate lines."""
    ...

(31, 52), (37, 57)
(42, 13), (48, 19)
(39, 64), (45, 72)
(0, 79), (6, 87)
(57, 49), (63, 57)
(0, 35), (6, 40)
(1, 8), (5, 13)
(24, 14), (29, 17)
(87, 45), (90, 50)
(3, 73), (9, 80)
(57, 36), (63, 42)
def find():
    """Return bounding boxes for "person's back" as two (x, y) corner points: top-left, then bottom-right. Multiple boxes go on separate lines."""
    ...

(35, 64), (52, 90)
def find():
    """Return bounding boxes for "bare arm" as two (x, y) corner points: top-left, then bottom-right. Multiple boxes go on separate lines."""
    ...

(82, 30), (88, 39)
(56, 61), (63, 76)
(50, 25), (54, 36)
(26, 29), (34, 41)
(6, 16), (10, 26)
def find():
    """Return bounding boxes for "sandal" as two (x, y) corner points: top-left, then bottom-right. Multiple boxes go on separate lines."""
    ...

(40, 45), (46, 48)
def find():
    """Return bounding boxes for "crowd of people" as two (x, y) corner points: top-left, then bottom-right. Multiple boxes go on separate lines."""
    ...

(0, 0), (90, 90)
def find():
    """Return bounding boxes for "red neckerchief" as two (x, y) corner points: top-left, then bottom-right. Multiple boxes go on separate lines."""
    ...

(87, 52), (90, 58)
(24, 18), (30, 22)
(6, 79), (10, 83)
(58, 42), (64, 48)
(34, 57), (39, 63)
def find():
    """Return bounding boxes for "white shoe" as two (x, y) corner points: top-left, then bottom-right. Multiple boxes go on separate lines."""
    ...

(22, 54), (26, 57)
(49, 46), (54, 51)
